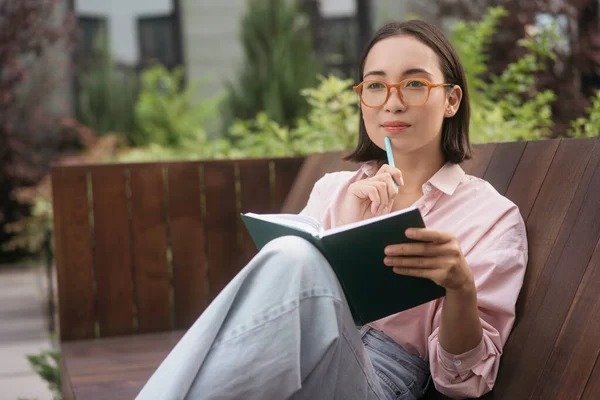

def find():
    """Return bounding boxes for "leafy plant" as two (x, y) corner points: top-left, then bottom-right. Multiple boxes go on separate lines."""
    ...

(132, 65), (224, 149)
(227, 74), (359, 157)
(26, 350), (62, 400)
(452, 7), (557, 143)
(568, 90), (600, 137)
(0, 0), (76, 262)
(225, 0), (321, 129)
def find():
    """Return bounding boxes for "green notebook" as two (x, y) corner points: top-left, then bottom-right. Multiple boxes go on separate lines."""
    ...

(240, 206), (446, 325)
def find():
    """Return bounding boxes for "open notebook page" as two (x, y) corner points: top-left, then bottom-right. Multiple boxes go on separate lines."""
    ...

(243, 213), (324, 236)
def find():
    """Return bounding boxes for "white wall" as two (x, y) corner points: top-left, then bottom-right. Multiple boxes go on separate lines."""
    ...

(180, 0), (248, 98)
(75, 0), (173, 65)
(320, 0), (355, 17)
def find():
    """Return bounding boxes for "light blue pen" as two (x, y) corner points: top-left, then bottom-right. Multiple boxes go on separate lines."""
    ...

(384, 136), (399, 189)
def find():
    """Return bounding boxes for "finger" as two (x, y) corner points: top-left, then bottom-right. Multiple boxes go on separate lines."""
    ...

(373, 181), (389, 214)
(371, 173), (398, 209)
(385, 242), (443, 257)
(376, 164), (404, 187)
(364, 186), (380, 214)
(384, 256), (441, 269)
(405, 228), (454, 244)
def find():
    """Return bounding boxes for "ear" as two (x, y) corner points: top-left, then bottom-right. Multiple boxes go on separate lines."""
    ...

(445, 85), (463, 118)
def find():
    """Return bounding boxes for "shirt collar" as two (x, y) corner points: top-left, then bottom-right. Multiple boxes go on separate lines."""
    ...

(360, 161), (465, 196)
(428, 162), (465, 195)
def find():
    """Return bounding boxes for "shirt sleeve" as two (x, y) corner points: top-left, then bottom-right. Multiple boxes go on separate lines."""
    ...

(427, 205), (528, 399)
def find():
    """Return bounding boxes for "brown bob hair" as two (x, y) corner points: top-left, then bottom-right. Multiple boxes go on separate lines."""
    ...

(344, 20), (472, 164)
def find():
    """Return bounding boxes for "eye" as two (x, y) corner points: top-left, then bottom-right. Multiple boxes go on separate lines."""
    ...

(365, 81), (386, 90)
(404, 80), (427, 88)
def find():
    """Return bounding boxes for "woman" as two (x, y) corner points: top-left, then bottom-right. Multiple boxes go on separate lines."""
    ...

(138, 20), (527, 400)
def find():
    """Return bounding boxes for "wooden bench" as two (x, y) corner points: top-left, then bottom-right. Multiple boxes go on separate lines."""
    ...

(52, 137), (600, 399)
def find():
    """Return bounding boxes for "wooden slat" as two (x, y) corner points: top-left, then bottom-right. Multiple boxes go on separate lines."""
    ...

(505, 139), (560, 220)
(168, 163), (208, 329)
(583, 350), (600, 399)
(91, 168), (135, 337)
(533, 235), (600, 399)
(203, 162), (239, 300)
(482, 141), (527, 195)
(61, 331), (184, 400)
(272, 157), (305, 210)
(239, 161), (271, 265)
(495, 137), (600, 398)
(51, 167), (95, 341)
(129, 165), (170, 333)
(460, 142), (496, 177)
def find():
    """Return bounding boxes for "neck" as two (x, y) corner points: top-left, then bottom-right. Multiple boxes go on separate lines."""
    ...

(391, 149), (445, 195)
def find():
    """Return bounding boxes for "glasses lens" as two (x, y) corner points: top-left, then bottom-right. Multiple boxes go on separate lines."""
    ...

(360, 81), (388, 107)
(400, 80), (428, 106)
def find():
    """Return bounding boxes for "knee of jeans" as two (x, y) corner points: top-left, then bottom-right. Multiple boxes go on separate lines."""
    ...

(263, 236), (324, 265)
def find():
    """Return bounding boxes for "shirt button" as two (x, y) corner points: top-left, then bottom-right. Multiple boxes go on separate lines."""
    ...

(454, 360), (462, 367)
(424, 184), (432, 193)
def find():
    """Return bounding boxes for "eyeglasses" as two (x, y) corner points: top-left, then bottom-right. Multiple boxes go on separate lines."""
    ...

(352, 78), (453, 108)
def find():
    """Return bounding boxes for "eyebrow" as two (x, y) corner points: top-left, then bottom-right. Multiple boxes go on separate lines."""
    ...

(363, 68), (434, 79)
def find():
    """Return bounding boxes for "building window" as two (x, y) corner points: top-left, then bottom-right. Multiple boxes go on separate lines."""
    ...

(138, 15), (180, 69)
(316, 16), (359, 79)
(77, 16), (108, 62)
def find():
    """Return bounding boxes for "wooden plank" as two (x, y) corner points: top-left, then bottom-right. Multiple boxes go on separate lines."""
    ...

(494, 137), (600, 398)
(238, 161), (271, 265)
(61, 331), (184, 400)
(61, 341), (76, 400)
(505, 139), (561, 220)
(533, 234), (600, 399)
(129, 165), (170, 333)
(203, 162), (239, 301)
(51, 167), (96, 341)
(91, 167), (135, 337)
(460, 142), (496, 177)
(168, 163), (208, 329)
(583, 350), (600, 399)
(272, 157), (305, 211)
(482, 141), (527, 195)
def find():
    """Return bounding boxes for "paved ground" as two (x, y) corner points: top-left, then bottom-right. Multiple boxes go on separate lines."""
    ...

(0, 264), (55, 400)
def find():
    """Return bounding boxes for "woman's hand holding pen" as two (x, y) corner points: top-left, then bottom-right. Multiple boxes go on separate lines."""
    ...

(337, 164), (404, 226)
(383, 229), (475, 293)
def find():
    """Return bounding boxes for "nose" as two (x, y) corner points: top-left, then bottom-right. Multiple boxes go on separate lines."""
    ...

(384, 87), (406, 113)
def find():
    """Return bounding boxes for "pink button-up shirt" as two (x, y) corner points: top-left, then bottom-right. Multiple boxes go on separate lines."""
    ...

(300, 161), (528, 398)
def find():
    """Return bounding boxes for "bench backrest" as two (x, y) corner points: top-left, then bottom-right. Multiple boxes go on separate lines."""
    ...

(51, 157), (304, 341)
(283, 137), (600, 400)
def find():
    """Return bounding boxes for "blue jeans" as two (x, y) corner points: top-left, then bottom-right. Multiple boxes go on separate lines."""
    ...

(137, 236), (430, 400)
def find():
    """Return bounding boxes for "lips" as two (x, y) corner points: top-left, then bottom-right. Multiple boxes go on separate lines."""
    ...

(382, 121), (411, 133)
(382, 121), (411, 128)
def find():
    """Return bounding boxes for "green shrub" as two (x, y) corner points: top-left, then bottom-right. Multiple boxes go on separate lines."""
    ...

(132, 65), (224, 149)
(228, 75), (359, 157)
(225, 0), (320, 129)
(26, 350), (62, 400)
(75, 29), (138, 139)
(569, 90), (600, 137)
(452, 7), (557, 143)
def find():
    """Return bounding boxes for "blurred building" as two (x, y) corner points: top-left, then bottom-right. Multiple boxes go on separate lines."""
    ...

(72, 0), (407, 97)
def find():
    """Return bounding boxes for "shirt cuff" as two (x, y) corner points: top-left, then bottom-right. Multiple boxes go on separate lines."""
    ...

(438, 336), (487, 374)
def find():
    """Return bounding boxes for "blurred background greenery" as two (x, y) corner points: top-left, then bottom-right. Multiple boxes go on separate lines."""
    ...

(2, 0), (600, 263)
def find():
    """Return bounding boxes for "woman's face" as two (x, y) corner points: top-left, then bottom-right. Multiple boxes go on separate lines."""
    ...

(360, 35), (461, 158)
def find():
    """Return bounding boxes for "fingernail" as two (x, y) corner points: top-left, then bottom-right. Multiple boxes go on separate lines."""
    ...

(400, 176), (405, 186)
(405, 229), (416, 238)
